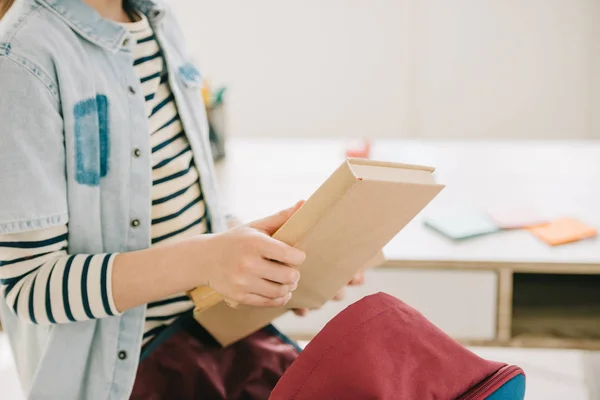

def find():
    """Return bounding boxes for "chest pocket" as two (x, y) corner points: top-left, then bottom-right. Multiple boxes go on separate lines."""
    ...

(177, 62), (203, 89)
(73, 95), (110, 186)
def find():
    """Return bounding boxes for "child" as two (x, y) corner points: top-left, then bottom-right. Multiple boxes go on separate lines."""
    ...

(0, 0), (362, 398)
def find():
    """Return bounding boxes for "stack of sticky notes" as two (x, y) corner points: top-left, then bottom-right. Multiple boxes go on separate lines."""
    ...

(487, 207), (550, 230)
(528, 217), (597, 246)
(423, 210), (500, 241)
(424, 207), (597, 246)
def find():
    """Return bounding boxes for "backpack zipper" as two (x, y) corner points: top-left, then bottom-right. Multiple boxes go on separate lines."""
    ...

(460, 365), (524, 400)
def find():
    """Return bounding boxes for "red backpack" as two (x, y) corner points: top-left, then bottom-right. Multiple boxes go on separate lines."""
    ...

(271, 292), (525, 400)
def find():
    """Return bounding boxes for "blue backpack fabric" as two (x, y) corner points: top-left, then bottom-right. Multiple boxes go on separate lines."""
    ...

(486, 374), (526, 400)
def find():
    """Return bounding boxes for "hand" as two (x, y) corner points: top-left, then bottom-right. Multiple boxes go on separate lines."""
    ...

(197, 202), (306, 307)
(348, 271), (365, 286)
(292, 271), (366, 316)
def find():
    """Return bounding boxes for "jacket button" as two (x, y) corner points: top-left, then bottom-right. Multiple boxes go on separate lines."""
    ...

(131, 219), (140, 228)
(122, 38), (130, 47)
(128, 86), (136, 95)
(133, 148), (141, 158)
(118, 350), (127, 360)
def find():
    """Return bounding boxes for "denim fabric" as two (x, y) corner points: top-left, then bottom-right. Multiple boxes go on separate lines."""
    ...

(0, 0), (226, 398)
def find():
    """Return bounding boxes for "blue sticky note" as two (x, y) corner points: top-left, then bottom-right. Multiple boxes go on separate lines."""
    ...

(424, 210), (500, 240)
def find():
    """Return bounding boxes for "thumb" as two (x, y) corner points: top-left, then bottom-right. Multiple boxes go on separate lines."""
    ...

(249, 200), (304, 235)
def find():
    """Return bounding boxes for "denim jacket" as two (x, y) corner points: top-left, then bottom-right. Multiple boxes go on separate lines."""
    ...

(0, 0), (226, 398)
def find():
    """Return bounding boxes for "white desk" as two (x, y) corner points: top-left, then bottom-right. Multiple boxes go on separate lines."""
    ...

(216, 139), (600, 349)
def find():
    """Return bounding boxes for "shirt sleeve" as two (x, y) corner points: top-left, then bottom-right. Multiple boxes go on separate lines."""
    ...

(0, 55), (68, 234)
(0, 225), (121, 325)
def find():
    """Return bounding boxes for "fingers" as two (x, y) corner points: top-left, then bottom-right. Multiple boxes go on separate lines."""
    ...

(256, 260), (300, 285)
(248, 276), (297, 299)
(259, 236), (306, 267)
(228, 262), (298, 307)
(248, 201), (305, 235)
(293, 308), (309, 317)
(348, 272), (365, 286)
(333, 287), (346, 301)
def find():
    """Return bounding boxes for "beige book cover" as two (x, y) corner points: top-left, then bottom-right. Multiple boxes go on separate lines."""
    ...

(190, 158), (444, 346)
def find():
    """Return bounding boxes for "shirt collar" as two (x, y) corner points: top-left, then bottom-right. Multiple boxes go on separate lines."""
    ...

(36, 0), (165, 53)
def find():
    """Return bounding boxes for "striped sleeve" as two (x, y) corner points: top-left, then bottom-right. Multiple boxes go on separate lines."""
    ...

(0, 225), (121, 325)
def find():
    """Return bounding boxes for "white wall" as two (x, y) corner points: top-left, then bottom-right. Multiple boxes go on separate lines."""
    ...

(412, 0), (597, 140)
(172, 0), (600, 139)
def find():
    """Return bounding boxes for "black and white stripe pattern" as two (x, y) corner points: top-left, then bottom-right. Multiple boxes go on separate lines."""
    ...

(125, 18), (209, 252)
(127, 15), (208, 344)
(0, 226), (118, 324)
(0, 14), (209, 346)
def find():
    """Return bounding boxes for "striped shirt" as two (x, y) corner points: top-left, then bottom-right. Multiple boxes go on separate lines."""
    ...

(0, 14), (209, 346)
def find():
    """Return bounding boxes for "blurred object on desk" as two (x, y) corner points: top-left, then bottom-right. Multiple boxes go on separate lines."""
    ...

(345, 139), (371, 158)
(487, 207), (551, 230)
(528, 217), (597, 246)
(202, 80), (227, 161)
(201, 79), (212, 106)
(423, 208), (501, 241)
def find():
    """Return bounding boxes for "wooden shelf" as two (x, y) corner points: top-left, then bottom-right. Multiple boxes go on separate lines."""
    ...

(377, 264), (600, 350)
(512, 273), (600, 343)
(382, 259), (600, 275)
(288, 267), (600, 350)
(459, 337), (600, 351)
(513, 310), (600, 340)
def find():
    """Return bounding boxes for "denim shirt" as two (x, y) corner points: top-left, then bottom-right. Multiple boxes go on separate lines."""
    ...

(0, 0), (226, 398)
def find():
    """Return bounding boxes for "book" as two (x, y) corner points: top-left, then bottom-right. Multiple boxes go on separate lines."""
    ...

(528, 217), (597, 246)
(191, 158), (444, 346)
(423, 209), (500, 240)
